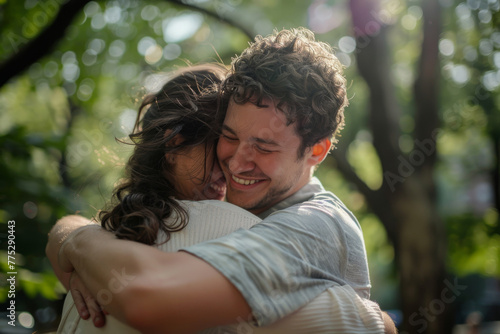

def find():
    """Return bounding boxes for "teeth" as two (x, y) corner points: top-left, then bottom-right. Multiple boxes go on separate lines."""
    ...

(232, 175), (258, 185)
(210, 183), (224, 192)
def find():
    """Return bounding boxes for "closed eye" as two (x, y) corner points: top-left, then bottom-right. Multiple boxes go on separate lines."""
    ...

(222, 134), (237, 141)
(255, 145), (274, 154)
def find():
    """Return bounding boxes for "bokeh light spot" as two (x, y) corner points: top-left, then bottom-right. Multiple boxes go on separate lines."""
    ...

(162, 13), (203, 43)
(439, 39), (455, 57)
(137, 36), (156, 56)
(145, 44), (163, 64)
(338, 36), (356, 54)
(163, 44), (182, 61)
(19, 312), (35, 328)
(23, 201), (38, 219)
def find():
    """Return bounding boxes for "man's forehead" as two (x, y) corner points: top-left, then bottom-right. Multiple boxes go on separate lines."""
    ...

(226, 99), (287, 124)
(224, 101), (301, 146)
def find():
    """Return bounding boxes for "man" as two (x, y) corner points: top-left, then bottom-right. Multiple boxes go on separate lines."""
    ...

(48, 27), (396, 333)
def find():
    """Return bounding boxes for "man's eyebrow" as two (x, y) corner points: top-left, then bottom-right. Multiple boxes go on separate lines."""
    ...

(254, 137), (280, 146)
(222, 124), (281, 147)
(221, 124), (236, 135)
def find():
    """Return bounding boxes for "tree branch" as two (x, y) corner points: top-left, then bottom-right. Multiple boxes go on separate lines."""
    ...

(0, 0), (92, 89)
(0, 0), (254, 89)
(349, 0), (402, 175)
(168, 0), (254, 40)
(330, 148), (398, 247)
(413, 0), (441, 166)
(330, 149), (373, 201)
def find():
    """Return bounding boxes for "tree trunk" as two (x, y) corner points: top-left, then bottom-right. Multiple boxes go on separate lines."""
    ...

(346, 0), (452, 332)
(392, 177), (450, 334)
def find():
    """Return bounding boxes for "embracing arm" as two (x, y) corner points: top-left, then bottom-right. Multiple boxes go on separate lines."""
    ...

(48, 213), (395, 333)
(45, 215), (95, 290)
(56, 222), (252, 333)
(383, 312), (397, 334)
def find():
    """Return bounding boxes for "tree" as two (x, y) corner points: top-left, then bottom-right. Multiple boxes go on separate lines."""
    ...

(327, 0), (500, 332)
(335, 0), (449, 332)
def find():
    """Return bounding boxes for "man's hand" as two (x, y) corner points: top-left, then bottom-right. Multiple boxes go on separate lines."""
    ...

(46, 215), (96, 289)
(46, 215), (111, 328)
(46, 215), (110, 328)
(382, 311), (398, 334)
(69, 271), (106, 328)
(50, 224), (252, 332)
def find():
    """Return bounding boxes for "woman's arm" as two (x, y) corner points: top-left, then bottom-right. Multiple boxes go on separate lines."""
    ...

(54, 219), (252, 333)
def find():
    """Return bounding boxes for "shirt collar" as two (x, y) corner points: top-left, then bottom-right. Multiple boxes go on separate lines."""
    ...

(257, 177), (324, 219)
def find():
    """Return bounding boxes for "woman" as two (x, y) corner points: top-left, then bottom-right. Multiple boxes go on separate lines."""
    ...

(55, 64), (385, 333)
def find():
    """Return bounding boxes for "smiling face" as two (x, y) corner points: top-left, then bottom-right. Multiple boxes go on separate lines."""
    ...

(217, 99), (317, 214)
(172, 143), (226, 201)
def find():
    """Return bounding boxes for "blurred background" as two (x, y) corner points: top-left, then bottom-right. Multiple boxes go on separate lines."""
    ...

(0, 0), (499, 333)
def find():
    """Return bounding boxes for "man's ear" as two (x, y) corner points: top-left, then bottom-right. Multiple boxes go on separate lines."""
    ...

(308, 138), (331, 165)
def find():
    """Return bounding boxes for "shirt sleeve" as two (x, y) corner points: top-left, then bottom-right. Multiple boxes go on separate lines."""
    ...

(201, 285), (384, 334)
(182, 194), (370, 326)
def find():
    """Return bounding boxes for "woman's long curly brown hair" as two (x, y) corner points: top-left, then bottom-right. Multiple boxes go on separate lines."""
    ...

(99, 64), (228, 245)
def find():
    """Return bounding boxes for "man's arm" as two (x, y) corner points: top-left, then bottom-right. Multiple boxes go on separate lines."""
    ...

(53, 218), (252, 333)
(383, 312), (398, 334)
(45, 215), (95, 290)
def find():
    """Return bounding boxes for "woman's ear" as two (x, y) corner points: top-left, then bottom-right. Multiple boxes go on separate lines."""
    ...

(168, 133), (185, 147)
(165, 153), (175, 164)
(308, 138), (331, 165)
(164, 133), (185, 164)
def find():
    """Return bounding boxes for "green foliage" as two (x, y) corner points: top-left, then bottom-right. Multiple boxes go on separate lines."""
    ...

(0, 124), (78, 331)
(0, 252), (65, 303)
(347, 139), (383, 190)
(447, 210), (500, 277)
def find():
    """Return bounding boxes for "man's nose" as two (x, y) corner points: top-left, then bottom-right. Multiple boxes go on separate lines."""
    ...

(228, 143), (255, 174)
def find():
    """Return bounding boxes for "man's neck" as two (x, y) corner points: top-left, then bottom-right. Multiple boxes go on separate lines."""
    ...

(256, 177), (324, 219)
(248, 176), (312, 216)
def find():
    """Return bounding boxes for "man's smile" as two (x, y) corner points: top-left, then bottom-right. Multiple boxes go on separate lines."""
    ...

(227, 174), (268, 190)
(231, 175), (260, 185)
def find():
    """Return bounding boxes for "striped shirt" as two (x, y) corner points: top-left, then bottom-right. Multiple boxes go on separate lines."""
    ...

(184, 177), (371, 326)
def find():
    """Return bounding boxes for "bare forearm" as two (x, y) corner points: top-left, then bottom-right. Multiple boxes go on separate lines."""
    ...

(46, 215), (95, 289)
(60, 227), (251, 333)
(60, 226), (145, 321)
(382, 311), (397, 334)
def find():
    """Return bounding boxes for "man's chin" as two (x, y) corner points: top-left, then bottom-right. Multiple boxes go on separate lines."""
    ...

(226, 194), (270, 215)
(226, 194), (256, 209)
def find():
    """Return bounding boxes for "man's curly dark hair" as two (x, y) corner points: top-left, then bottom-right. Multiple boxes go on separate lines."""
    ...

(222, 27), (347, 158)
